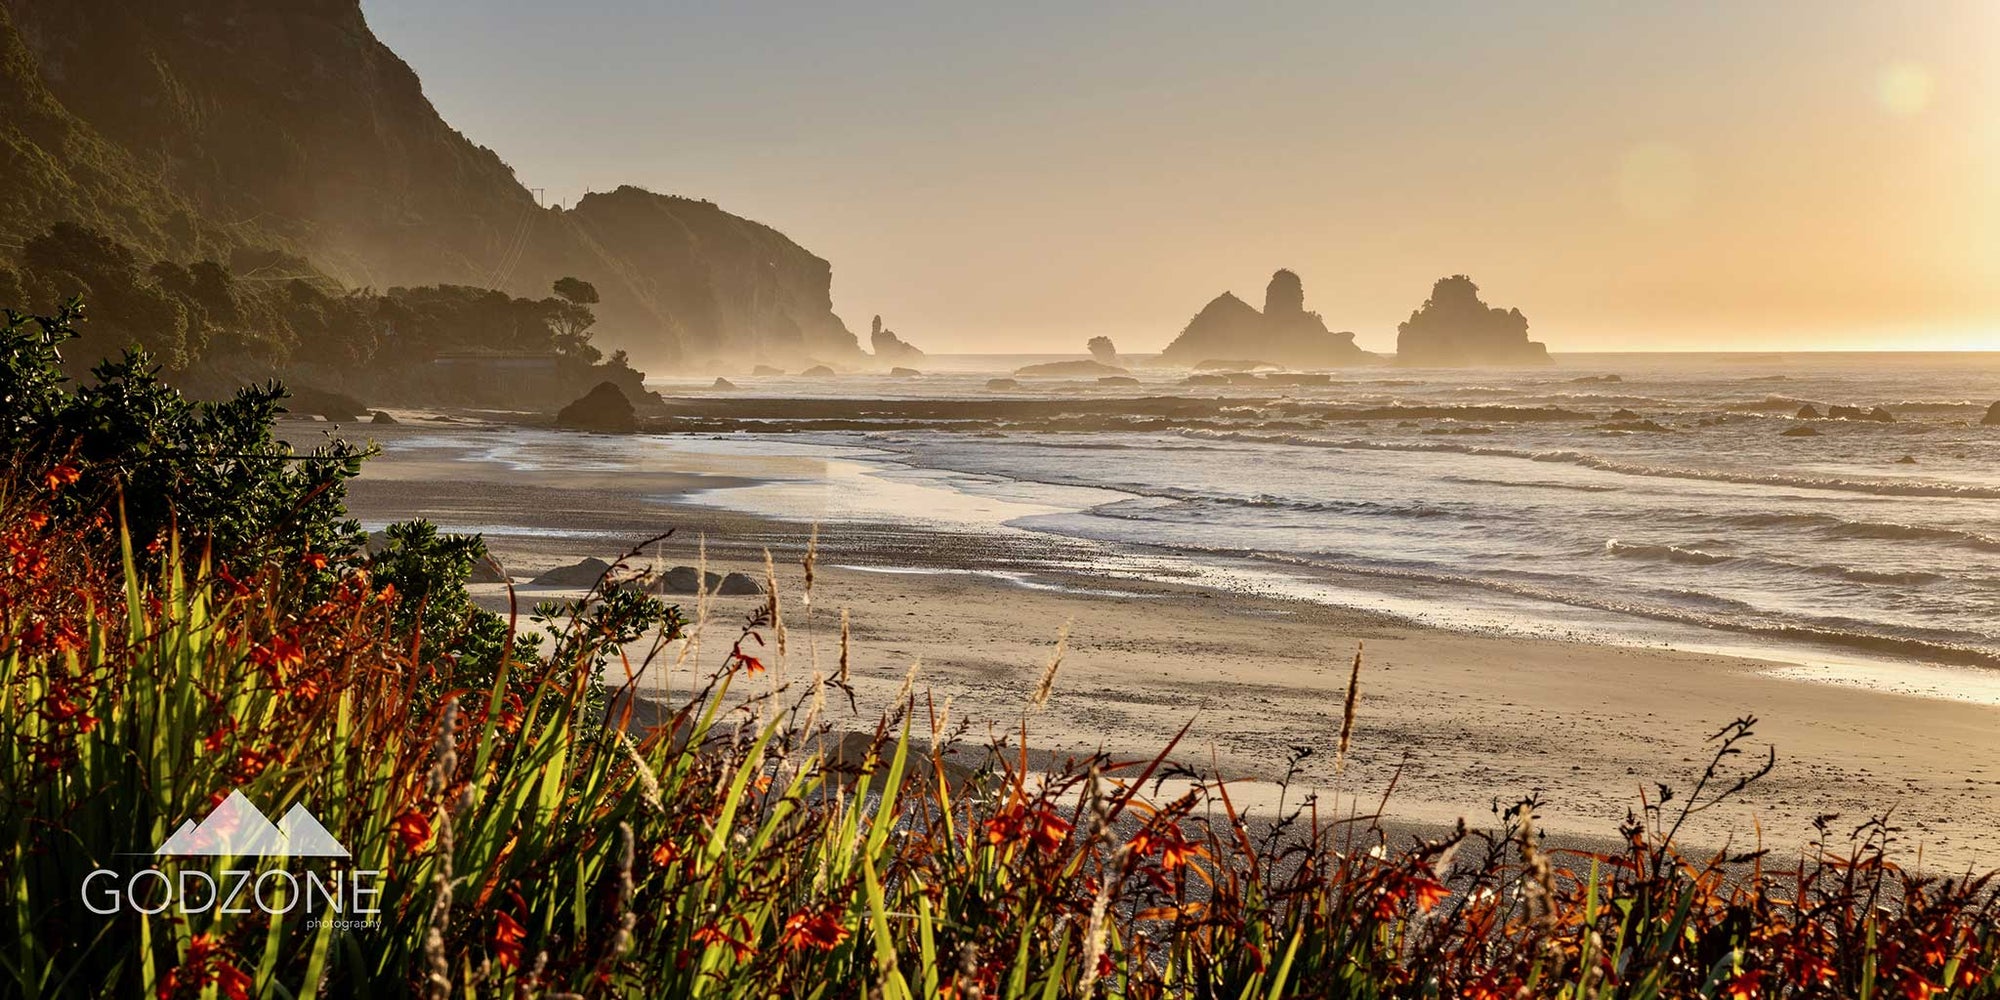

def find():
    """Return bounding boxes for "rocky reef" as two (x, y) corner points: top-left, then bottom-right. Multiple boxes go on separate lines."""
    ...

(869, 316), (925, 365)
(1161, 270), (1371, 367)
(1395, 276), (1549, 366)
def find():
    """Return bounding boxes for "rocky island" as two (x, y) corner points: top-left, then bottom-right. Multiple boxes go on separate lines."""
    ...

(869, 315), (925, 365)
(1161, 270), (1371, 367)
(1395, 275), (1550, 366)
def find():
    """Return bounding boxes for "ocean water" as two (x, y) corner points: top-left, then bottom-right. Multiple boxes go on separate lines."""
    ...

(648, 352), (2000, 677)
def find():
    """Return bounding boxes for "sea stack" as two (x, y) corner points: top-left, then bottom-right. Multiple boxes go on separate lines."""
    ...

(1395, 275), (1550, 366)
(1160, 270), (1371, 367)
(870, 316), (925, 365)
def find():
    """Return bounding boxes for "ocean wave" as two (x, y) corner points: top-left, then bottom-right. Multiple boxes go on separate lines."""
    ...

(1707, 511), (2000, 551)
(1177, 429), (2000, 499)
(1438, 475), (1623, 493)
(1603, 539), (1734, 565)
(1187, 545), (2000, 669)
(1804, 564), (1946, 586)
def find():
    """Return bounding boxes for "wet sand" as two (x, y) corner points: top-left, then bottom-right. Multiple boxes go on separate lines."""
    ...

(328, 416), (2000, 873)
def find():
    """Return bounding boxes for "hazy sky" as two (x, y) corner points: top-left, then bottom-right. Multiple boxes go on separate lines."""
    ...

(364, 1), (1999, 354)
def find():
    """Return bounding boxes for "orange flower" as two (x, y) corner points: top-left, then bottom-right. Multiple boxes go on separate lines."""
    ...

(43, 464), (79, 491)
(492, 912), (527, 969)
(392, 810), (434, 852)
(1027, 808), (1072, 854)
(736, 653), (765, 676)
(302, 552), (328, 571)
(650, 840), (682, 867)
(692, 923), (755, 962)
(778, 906), (851, 952)
(1722, 969), (1763, 1000)
(1409, 875), (1449, 912)
(214, 961), (252, 1000)
(1157, 834), (1199, 872)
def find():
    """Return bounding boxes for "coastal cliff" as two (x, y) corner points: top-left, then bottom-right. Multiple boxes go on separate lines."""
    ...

(0, 0), (856, 367)
(1161, 270), (1371, 367)
(1395, 275), (1549, 366)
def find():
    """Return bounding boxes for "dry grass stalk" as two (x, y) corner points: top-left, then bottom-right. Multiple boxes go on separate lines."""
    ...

(1335, 641), (1363, 776)
(838, 607), (851, 686)
(762, 547), (786, 658)
(1027, 621), (1071, 714)
(801, 523), (819, 609)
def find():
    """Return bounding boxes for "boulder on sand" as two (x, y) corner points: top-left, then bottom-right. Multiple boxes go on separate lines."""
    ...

(712, 377), (737, 390)
(470, 554), (508, 584)
(716, 572), (763, 595)
(285, 385), (367, 422)
(532, 557), (613, 587)
(555, 382), (638, 433)
(658, 566), (723, 594)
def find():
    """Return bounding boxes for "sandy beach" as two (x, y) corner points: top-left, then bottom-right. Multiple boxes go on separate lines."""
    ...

(328, 415), (2000, 873)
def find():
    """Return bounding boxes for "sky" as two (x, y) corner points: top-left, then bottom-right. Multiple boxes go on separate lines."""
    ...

(362, 1), (2000, 354)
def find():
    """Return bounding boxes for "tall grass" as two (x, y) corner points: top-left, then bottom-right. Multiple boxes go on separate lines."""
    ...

(2, 481), (1997, 997)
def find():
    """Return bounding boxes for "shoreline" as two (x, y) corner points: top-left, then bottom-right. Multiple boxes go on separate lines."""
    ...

(328, 416), (2000, 873)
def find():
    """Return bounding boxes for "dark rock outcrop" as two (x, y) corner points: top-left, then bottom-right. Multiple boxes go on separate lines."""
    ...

(1098, 375), (1140, 386)
(985, 378), (1021, 390)
(1796, 405), (1822, 419)
(716, 572), (762, 596)
(285, 386), (366, 422)
(800, 365), (836, 377)
(1087, 336), (1117, 364)
(660, 566), (723, 594)
(1181, 374), (1229, 386)
(1014, 360), (1127, 377)
(1985, 402), (2000, 426)
(370, 410), (398, 424)
(1395, 276), (1549, 366)
(869, 316), (924, 364)
(555, 382), (638, 433)
(890, 367), (922, 377)
(1781, 426), (1821, 437)
(712, 377), (737, 390)
(1162, 271), (1370, 367)
(532, 557), (613, 587)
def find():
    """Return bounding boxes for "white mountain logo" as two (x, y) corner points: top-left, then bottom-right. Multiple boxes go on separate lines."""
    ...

(154, 791), (350, 858)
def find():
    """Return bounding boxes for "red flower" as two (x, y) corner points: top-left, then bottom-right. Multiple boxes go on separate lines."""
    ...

(1722, 969), (1763, 1000)
(736, 653), (765, 676)
(214, 962), (252, 1000)
(650, 840), (682, 867)
(986, 804), (1073, 854)
(692, 923), (755, 962)
(302, 552), (328, 571)
(1409, 875), (1449, 912)
(392, 810), (434, 852)
(778, 906), (851, 952)
(492, 912), (527, 969)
